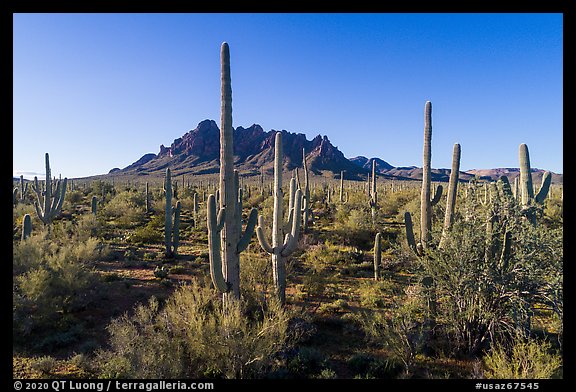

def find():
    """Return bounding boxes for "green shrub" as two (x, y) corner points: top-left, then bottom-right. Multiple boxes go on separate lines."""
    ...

(30, 356), (58, 375)
(96, 279), (294, 379)
(357, 280), (396, 309)
(13, 232), (102, 349)
(100, 190), (145, 228)
(127, 216), (163, 244)
(483, 337), (562, 379)
(65, 189), (84, 206)
(419, 205), (563, 357)
(361, 284), (428, 375)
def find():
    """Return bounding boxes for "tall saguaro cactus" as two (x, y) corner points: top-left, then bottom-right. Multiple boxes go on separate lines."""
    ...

(404, 102), (442, 255)
(373, 232), (381, 281)
(301, 148), (312, 231)
(369, 159), (378, 224)
(419, 101), (443, 249)
(20, 175), (28, 202)
(164, 168), (181, 257)
(421, 101), (433, 248)
(518, 143), (551, 224)
(32, 153), (67, 229)
(439, 143), (461, 248)
(207, 42), (258, 301)
(256, 132), (303, 304)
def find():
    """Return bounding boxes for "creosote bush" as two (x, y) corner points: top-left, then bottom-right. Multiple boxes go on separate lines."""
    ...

(96, 278), (296, 379)
(482, 336), (561, 379)
(13, 228), (104, 350)
(100, 190), (145, 228)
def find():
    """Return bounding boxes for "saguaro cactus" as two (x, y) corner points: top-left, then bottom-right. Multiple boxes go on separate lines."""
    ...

(145, 182), (151, 213)
(163, 168), (181, 257)
(301, 148), (312, 231)
(420, 101), (443, 249)
(373, 232), (381, 281)
(339, 170), (349, 203)
(22, 214), (32, 240)
(207, 42), (258, 301)
(518, 143), (551, 224)
(20, 175), (28, 202)
(32, 153), (67, 229)
(192, 192), (199, 227)
(256, 132), (303, 304)
(369, 159), (378, 224)
(91, 195), (98, 215)
(439, 143), (461, 248)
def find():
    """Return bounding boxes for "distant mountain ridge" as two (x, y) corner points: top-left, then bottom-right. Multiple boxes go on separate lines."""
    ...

(112, 119), (365, 179)
(106, 119), (562, 184)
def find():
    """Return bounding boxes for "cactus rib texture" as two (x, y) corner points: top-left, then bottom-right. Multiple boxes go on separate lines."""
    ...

(256, 131), (303, 304)
(207, 42), (257, 300)
(439, 143), (461, 248)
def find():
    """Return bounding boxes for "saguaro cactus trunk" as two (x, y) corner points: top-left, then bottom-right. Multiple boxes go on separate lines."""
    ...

(256, 132), (302, 305)
(207, 42), (258, 303)
(439, 143), (461, 248)
(373, 232), (381, 281)
(420, 101), (433, 248)
(518, 143), (551, 224)
(31, 153), (67, 231)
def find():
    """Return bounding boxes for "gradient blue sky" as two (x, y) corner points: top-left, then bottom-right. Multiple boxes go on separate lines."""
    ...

(13, 13), (563, 179)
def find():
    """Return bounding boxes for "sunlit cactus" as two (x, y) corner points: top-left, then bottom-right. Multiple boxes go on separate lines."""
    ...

(256, 132), (302, 304)
(207, 42), (258, 301)
(31, 153), (67, 230)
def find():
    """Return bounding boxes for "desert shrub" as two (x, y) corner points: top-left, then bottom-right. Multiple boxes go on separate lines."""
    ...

(357, 279), (397, 309)
(239, 249), (273, 310)
(348, 353), (404, 379)
(13, 233), (102, 350)
(30, 356), (58, 375)
(361, 283), (428, 375)
(334, 206), (374, 247)
(482, 336), (562, 379)
(100, 190), (145, 228)
(285, 346), (327, 378)
(96, 279), (294, 379)
(416, 189), (563, 357)
(75, 213), (104, 241)
(303, 243), (362, 272)
(379, 187), (419, 217)
(127, 214), (163, 244)
(65, 189), (84, 206)
(543, 197), (562, 229)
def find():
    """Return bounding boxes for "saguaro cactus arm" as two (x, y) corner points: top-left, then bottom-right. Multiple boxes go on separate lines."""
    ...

(404, 211), (423, 257)
(237, 208), (258, 253)
(256, 216), (275, 254)
(281, 189), (302, 257)
(535, 171), (551, 204)
(439, 143), (461, 249)
(430, 185), (443, 206)
(207, 194), (229, 293)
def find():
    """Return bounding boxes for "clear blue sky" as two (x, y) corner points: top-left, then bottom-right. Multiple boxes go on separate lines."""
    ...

(13, 13), (563, 179)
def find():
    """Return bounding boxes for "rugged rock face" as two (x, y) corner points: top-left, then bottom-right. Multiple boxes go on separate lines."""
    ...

(108, 119), (562, 184)
(117, 120), (366, 178)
